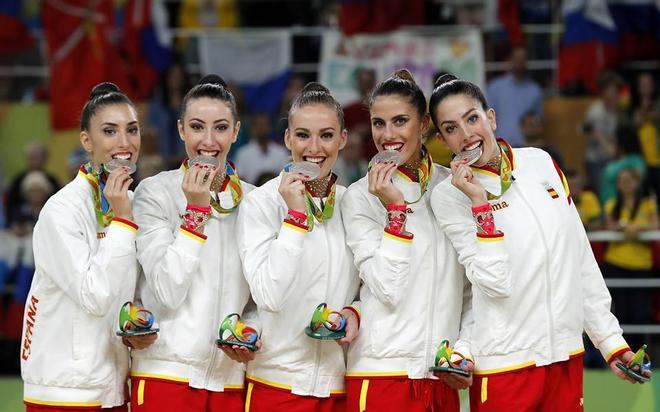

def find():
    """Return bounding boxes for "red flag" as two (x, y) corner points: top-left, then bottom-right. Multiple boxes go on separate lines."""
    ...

(498, 0), (523, 46)
(0, 0), (34, 54)
(43, 0), (129, 130)
(123, 0), (159, 99)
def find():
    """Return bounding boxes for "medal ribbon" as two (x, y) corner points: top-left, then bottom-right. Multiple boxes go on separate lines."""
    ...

(80, 162), (114, 228)
(181, 159), (244, 214)
(472, 139), (514, 201)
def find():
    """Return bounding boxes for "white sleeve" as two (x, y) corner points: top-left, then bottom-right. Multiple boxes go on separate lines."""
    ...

(341, 188), (413, 307)
(430, 187), (512, 299)
(32, 202), (138, 317)
(134, 179), (205, 310)
(237, 190), (307, 312)
(453, 275), (474, 362)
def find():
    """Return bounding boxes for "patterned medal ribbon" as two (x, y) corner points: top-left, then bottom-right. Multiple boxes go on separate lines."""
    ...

(367, 146), (434, 206)
(80, 162), (114, 228)
(472, 139), (514, 201)
(181, 159), (244, 214)
(283, 163), (337, 231)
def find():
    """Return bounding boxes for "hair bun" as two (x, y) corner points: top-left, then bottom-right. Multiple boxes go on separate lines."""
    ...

(89, 82), (120, 99)
(392, 69), (416, 83)
(434, 73), (458, 89)
(199, 74), (228, 88)
(301, 82), (330, 94)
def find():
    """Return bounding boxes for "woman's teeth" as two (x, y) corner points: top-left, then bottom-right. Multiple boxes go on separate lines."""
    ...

(383, 143), (404, 151)
(304, 157), (325, 164)
(464, 141), (482, 151)
(112, 153), (131, 160)
(199, 150), (219, 157)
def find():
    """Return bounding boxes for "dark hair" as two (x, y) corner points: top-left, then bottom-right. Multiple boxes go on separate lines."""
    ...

(288, 82), (345, 129)
(181, 74), (238, 122)
(429, 74), (489, 132)
(368, 69), (426, 118)
(80, 82), (134, 131)
(612, 168), (643, 222)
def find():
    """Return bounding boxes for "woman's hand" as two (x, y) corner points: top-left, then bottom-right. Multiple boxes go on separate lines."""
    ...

(218, 340), (262, 364)
(336, 308), (359, 346)
(450, 158), (488, 206)
(609, 351), (651, 384)
(182, 164), (217, 207)
(368, 162), (404, 205)
(279, 172), (307, 212)
(434, 359), (474, 390)
(122, 333), (158, 350)
(104, 168), (134, 220)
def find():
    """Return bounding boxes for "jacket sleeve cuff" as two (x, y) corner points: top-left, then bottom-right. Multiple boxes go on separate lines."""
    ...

(174, 226), (207, 256)
(105, 217), (138, 253)
(599, 335), (630, 363)
(476, 232), (506, 252)
(343, 304), (361, 329)
(380, 229), (413, 258)
(278, 220), (307, 248)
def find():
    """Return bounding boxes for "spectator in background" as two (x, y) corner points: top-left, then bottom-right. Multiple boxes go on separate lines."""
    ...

(343, 68), (376, 160)
(9, 171), (55, 238)
(599, 123), (646, 205)
(519, 110), (564, 168)
(582, 71), (625, 194)
(567, 169), (602, 230)
(603, 167), (659, 349)
(66, 148), (88, 182)
(486, 45), (543, 147)
(136, 127), (166, 183)
(275, 74), (306, 138)
(333, 132), (368, 187)
(631, 72), (660, 209)
(148, 61), (190, 167)
(234, 113), (290, 184)
(5, 142), (59, 227)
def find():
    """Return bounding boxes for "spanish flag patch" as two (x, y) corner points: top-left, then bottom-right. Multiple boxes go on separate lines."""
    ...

(544, 182), (559, 199)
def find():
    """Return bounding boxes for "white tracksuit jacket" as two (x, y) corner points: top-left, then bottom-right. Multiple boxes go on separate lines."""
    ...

(237, 175), (360, 397)
(342, 164), (473, 379)
(431, 146), (629, 375)
(131, 168), (254, 391)
(21, 170), (139, 408)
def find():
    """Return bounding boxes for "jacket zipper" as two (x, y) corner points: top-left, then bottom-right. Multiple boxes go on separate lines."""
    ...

(427, 203), (439, 375)
(513, 184), (555, 360)
(203, 214), (223, 387)
(310, 204), (331, 395)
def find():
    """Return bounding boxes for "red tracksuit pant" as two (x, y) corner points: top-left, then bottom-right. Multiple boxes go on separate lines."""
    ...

(470, 356), (584, 412)
(346, 377), (460, 412)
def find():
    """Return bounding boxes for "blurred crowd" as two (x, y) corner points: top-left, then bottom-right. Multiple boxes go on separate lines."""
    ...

(0, 0), (659, 374)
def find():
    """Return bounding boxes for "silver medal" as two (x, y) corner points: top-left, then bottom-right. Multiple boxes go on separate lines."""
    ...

(289, 161), (321, 181)
(456, 146), (482, 166)
(103, 158), (137, 175)
(188, 155), (220, 169)
(371, 150), (401, 166)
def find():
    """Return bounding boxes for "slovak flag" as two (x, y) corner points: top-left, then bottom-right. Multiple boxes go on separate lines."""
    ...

(559, 0), (660, 94)
(198, 30), (292, 114)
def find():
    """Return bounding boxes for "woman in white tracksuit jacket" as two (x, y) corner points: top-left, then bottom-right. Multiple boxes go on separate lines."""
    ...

(428, 74), (649, 412)
(21, 83), (153, 411)
(237, 82), (360, 412)
(342, 70), (473, 412)
(130, 75), (254, 412)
